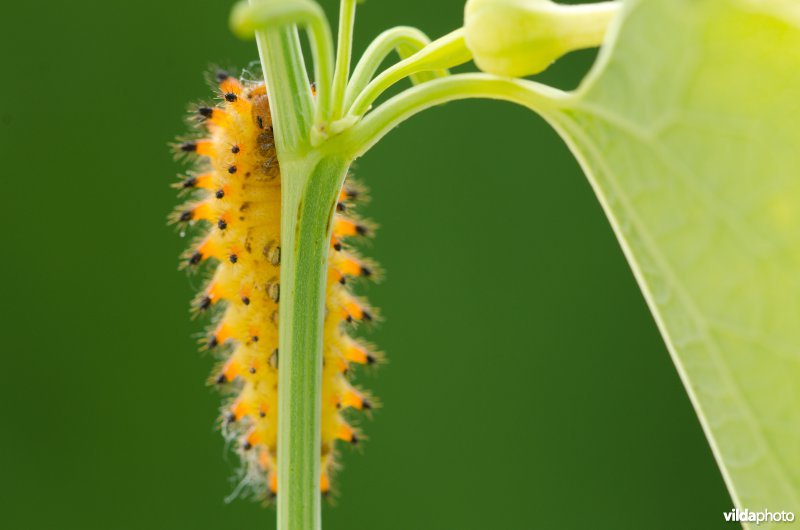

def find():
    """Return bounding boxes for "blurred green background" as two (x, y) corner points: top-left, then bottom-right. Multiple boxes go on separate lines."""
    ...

(0, 0), (732, 528)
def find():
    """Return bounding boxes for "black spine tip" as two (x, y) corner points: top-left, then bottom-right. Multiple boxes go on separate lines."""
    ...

(217, 219), (227, 230)
(215, 189), (225, 199)
(207, 337), (218, 349)
(355, 224), (368, 236)
(179, 210), (193, 222)
(248, 367), (256, 374)
(216, 373), (226, 384)
(362, 400), (372, 410)
(198, 106), (214, 119)
(251, 335), (259, 343)
(199, 296), (212, 311)
(226, 412), (236, 424)
(180, 141), (197, 153)
(241, 296), (250, 305)
(181, 176), (197, 189)
(338, 276), (347, 285)
(189, 252), (202, 266)
(259, 410), (266, 418)
(350, 434), (359, 446)
(242, 441), (253, 451)
(229, 254), (238, 264)
(333, 242), (343, 251)
(231, 145), (240, 154)
(362, 311), (373, 322)
(336, 202), (346, 212)
(366, 354), (376, 365)
(360, 266), (372, 277)
(215, 70), (230, 83)
(224, 92), (238, 102)
(228, 165), (237, 174)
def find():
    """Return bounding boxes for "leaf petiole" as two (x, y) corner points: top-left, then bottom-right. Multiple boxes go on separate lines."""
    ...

(335, 72), (565, 159)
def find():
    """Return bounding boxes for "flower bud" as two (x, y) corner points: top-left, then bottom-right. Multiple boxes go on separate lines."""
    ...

(464, 0), (619, 77)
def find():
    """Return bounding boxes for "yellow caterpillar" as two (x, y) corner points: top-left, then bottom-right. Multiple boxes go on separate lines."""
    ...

(172, 70), (380, 499)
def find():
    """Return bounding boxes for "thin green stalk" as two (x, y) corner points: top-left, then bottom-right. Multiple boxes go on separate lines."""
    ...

(336, 73), (567, 159)
(331, 0), (357, 120)
(341, 29), (473, 123)
(344, 26), (440, 110)
(232, 0), (335, 133)
(304, 15), (335, 130)
(253, 26), (313, 153)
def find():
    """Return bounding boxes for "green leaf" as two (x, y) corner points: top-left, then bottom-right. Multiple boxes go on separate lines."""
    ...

(548, 0), (800, 517)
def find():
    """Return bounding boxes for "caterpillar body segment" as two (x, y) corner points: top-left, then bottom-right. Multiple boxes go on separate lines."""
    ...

(173, 70), (380, 501)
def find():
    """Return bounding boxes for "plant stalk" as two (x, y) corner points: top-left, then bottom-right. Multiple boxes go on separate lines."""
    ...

(277, 155), (349, 530)
(331, 0), (357, 120)
(246, 2), (348, 529)
(345, 26), (440, 109)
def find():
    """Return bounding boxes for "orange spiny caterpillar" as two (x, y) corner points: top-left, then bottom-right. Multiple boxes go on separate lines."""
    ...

(172, 69), (380, 501)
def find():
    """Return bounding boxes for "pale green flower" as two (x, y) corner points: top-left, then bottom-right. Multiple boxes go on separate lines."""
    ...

(464, 0), (619, 76)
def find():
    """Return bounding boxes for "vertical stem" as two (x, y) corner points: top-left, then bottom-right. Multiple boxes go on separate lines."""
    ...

(252, 26), (313, 153)
(278, 155), (350, 530)
(236, 0), (333, 138)
(331, 0), (357, 120)
(247, 2), (346, 529)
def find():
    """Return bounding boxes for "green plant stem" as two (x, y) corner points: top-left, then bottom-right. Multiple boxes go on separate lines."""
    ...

(331, 0), (357, 120)
(232, 0), (335, 132)
(336, 73), (566, 159)
(343, 29), (473, 121)
(242, 2), (348, 530)
(253, 27), (313, 153)
(277, 154), (349, 530)
(344, 26), (440, 109)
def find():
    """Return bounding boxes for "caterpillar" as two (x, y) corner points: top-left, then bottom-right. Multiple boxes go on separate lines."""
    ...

(171, 69), (381, 500)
